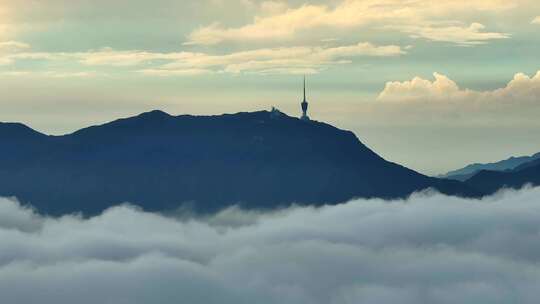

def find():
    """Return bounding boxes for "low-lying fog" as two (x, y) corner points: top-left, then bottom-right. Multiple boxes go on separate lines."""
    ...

(1, 187), (540, 303)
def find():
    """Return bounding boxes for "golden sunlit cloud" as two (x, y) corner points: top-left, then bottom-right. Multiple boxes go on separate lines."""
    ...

(186, 0), (515, 45)
(377, 71), (540, 104)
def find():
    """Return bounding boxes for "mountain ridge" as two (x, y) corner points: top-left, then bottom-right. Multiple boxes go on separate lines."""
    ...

(466, 162), (540, 194)
(0, 109), (479, 216)
(440, 152), (540, 181)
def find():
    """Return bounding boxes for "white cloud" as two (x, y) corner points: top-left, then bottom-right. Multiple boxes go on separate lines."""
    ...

(532, 16), (540, 24)
(75, 47), (190, 66)
(378, 70), (540, 103)
(363, 70), (540, 128)
(159, 42), (405, 75)
(0, 42), (405, 75)
(378, 72), (468, 102)
(185, 0), (514, 45)
(2, 187), (540, 303)
(399, 22), (509, 45)
(138, 68), (212, 76)
(1, 47), (189, 67)
(0, 71), (97, 78)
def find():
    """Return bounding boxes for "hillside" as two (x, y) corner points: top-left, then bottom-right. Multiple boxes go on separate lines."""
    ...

(0, 110), (479, 215)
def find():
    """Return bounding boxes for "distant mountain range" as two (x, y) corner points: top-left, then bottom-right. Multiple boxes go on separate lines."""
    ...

(435, 150), (540, 195)
(461, 155), (540, 194)
(466, 162), (540, 194)
(440, 153), (540, 181)
(0, 110), (478, 216)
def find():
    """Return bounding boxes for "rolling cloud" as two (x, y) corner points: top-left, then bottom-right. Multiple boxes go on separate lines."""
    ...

(1, 187), (540, 303)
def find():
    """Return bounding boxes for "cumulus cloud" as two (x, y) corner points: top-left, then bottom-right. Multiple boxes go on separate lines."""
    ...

(532, 16), (540, 24)
(185, 0), (513, 45)
(2, 187), (540, 303)
(378, 70), (540, 104)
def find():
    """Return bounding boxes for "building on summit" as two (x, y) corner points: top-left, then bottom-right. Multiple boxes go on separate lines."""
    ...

(270, 106), (283, 119)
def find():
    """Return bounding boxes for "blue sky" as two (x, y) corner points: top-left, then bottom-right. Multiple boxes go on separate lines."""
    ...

(1, 0), (540, 174)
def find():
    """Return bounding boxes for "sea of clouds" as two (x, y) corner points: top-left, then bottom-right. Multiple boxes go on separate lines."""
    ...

(1, 187), (540, 303)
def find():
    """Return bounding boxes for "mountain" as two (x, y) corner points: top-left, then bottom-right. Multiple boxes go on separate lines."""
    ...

(0, 110), (479, 216)
(0, 122), (50, 168)
(466, 161), (540, 194)
(512, 158), (540, 172)
(440, 152), (540, 181)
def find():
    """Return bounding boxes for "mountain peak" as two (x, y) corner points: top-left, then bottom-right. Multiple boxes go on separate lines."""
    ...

(0, 122), (45, 139)
(136, 109), (173, 120)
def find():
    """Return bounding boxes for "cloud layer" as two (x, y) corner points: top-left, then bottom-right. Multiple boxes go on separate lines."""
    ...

(186, 0), (513, 45)
(398, 22), (509, 45)
(0, 42), (405, 76)
(2, 187), (540, 303)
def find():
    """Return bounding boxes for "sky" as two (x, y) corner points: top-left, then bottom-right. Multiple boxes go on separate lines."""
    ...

(1, 0), (540, 174)
(2, 187), (540, 303)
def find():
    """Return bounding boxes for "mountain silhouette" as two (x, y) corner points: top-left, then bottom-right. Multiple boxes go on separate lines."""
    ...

(440, 152), (540, 181)
(466, 157), (540, 194)
(512, 157), (540, 172)
(0, 110), (479, 216)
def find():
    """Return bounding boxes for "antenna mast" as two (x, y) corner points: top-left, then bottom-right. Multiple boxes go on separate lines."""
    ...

(303, 75), (306, 102)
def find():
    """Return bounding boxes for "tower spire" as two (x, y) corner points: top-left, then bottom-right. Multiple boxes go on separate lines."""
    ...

(301, 75), (310, 121)
(303, 75), (306, 102)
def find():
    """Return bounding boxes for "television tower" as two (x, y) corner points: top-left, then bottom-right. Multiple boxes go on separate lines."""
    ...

(301, 76), (310, 121)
